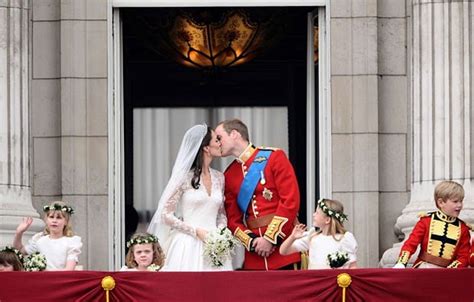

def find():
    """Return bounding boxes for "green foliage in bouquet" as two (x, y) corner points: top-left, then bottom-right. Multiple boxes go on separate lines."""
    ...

(147, 264), (161, 272)
(203, 227), (238, 267)
(327, 251), (349, 268)
(24, 252), (47, 271)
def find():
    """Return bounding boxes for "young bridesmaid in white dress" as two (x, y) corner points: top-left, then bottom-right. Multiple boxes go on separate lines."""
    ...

(280, 199), (358, 269)
(148, 124), (232, 271)
(13, 201), (82, 271)
(120, 233), (165, 271)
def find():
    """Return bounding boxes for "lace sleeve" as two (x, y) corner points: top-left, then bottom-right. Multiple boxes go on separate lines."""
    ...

(160, 180), (197, 237)
(215, 171), (228, 228)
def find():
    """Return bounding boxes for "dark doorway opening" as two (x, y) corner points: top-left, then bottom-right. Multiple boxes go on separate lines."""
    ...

(121, 7), (318, 242)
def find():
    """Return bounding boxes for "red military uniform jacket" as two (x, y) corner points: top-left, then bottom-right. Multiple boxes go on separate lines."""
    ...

(224, 145), (301, 270)
(396, 211), (471, 268)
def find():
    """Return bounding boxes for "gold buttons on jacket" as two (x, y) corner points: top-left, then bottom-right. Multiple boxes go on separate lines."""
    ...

(252, 200), (258, 216)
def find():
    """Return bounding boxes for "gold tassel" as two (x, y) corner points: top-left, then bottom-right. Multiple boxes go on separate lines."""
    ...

(337, 273), (352, 302)
(101, 276), (116, 302)
(300, 251), (309, 270)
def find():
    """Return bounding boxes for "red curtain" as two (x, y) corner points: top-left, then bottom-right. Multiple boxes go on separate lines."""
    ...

(0, 269), (472, 302)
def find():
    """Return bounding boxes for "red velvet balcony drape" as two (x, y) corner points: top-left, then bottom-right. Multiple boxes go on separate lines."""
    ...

(0, 269), (472, 302)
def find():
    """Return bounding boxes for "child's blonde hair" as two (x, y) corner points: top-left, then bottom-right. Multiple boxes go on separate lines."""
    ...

(315, 199), (347, 241)
(434, 180), (464, 208)
(125, 233), (165, 269)
(0, 247), (24, 271)
(43, 201), (74, 237)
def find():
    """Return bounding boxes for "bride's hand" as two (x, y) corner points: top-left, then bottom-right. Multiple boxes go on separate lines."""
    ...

(196, 228), (208, 241)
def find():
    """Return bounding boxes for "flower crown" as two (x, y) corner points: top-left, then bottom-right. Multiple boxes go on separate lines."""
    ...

(43, 203), (74, 215)
(0, 246), (24, 263)
(317, 199), (348, 223)
(126, 234), (158, 248)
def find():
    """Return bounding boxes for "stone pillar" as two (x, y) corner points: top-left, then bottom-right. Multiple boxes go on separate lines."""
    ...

(0, 0), (43, 246)
(381, 0), (474, 267)
(59, 0), (108, 270)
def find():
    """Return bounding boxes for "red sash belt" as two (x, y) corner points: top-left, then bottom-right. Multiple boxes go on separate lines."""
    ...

(246, 214), (275, 229)
(419, 252), (451, 267)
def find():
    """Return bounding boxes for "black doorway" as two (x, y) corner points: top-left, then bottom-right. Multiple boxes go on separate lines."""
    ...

(121, 7), (318, 241)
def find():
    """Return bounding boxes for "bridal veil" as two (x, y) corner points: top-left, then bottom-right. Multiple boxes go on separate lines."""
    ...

(147, 124), (208, 248)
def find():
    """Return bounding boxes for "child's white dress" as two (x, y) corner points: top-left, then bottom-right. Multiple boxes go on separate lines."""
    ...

(119, 266), (161, 271)
(119, 266), (139, 271)
(25, 233), (82, 270)
(292, 230), (358, 269)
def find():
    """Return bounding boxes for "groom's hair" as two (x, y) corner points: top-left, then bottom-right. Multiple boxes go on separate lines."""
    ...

(218, 119), (250, 141)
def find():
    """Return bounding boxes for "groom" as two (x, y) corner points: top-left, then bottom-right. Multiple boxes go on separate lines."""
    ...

(215, 119), (301, 270)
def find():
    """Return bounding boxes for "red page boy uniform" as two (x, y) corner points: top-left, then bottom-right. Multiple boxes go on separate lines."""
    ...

(396, 210), (471, 268)
(224, 144), (300, 270)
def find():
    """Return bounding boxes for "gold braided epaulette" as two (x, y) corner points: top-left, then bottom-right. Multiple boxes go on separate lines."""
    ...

(417, 212), (429, 218)
(258, 146), (279, 151)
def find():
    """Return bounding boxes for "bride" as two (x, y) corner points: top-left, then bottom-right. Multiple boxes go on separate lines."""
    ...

(147, 124), (233, 271)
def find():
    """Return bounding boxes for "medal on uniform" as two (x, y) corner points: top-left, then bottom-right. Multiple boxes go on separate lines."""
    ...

(263, 187), (273, 201)
(260, 171), (266, 185)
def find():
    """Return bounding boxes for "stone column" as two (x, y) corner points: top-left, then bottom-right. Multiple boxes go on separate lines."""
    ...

(58, 0), (109, 270)
(381, 0), (474, 267)
(330, 1), (380, 267)
(0, 0), (43, 246)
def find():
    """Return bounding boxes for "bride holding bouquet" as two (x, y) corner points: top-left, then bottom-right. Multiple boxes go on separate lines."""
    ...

(148, 124), (235, 271)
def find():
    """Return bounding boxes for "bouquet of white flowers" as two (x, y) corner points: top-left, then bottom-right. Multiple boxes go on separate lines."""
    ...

(24, 252), (47, 271)
(203, 227), (238, 268)
(327, 251), (349, 268)
(147, 264), (161, 272)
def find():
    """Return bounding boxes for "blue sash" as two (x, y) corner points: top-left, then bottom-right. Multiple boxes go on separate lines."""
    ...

(237, 150), (272, 214)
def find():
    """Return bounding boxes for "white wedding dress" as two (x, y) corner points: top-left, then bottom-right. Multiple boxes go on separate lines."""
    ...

(160, 168), (233, 271)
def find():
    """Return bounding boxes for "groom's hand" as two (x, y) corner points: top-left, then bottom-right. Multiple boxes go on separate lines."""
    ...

(253, 237), (275, 258)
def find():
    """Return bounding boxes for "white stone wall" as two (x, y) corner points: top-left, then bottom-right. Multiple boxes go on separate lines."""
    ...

(30, 0), (108, 270)
(330, 0), (411, 267)
(376, 0), (411, 260)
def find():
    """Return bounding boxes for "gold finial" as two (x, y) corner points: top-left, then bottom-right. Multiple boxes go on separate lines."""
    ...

(102, 276), (116, 290)
(337, 273), (351, 287)
(101, 276), (116, 302)
(337, 273), (352, 302)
